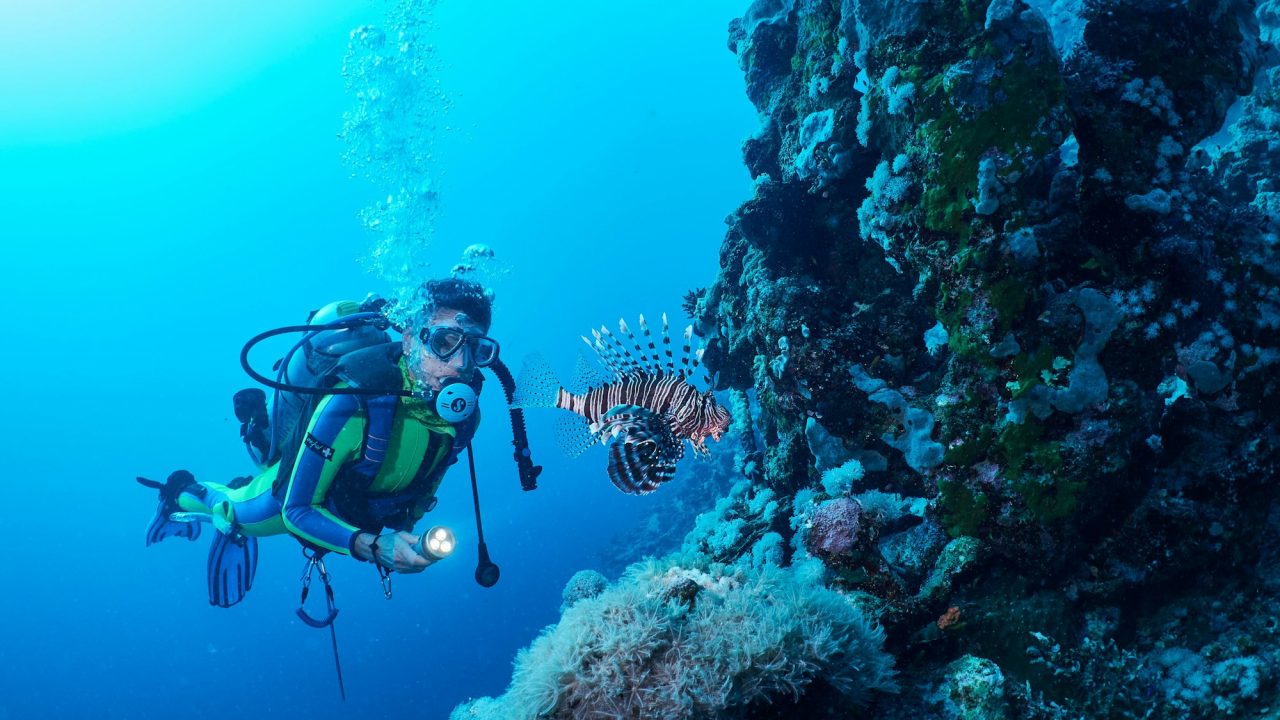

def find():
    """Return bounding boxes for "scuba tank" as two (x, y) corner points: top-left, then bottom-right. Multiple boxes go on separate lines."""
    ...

(237, 299), (392, 469)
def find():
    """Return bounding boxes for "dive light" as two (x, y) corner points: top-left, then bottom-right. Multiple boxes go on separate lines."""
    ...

(413, 526), (457, 563)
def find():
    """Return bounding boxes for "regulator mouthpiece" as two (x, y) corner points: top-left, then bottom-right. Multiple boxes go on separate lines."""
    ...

(434, 380), (478, 423)
(414, 526), (457, 561)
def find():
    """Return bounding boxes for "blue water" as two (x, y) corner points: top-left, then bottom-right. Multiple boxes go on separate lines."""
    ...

(0, 2), (755, 718)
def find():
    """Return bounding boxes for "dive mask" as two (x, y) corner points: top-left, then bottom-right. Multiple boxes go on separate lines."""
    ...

(419, 325), (500, 368)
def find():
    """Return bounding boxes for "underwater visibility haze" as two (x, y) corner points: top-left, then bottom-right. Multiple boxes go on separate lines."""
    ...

(4, 0), (1280, 718)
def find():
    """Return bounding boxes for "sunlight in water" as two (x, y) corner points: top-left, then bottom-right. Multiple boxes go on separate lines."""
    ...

(0, 0), (367, 142)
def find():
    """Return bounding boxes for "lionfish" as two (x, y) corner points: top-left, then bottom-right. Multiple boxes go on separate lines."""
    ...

(514, 313), (731, 495)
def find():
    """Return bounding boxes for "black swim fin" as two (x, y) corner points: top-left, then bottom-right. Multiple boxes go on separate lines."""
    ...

(144, 503), (202, 546)
(233, 388), (271, 463)
(207, 530), (258, 608)
(139, 471), (202, 546)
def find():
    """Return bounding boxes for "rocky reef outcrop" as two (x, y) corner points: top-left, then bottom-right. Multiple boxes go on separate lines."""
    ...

(459, 0), (1280, 717)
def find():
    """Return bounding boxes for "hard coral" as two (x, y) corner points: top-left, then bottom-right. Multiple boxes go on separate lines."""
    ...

(804, 497), (869, 567)
(560, 569), (608, 612)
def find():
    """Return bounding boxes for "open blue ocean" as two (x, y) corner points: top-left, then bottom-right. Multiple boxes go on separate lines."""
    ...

(1, 2), (754, 718)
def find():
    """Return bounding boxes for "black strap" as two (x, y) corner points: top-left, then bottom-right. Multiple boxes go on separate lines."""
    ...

(370, 535), (393, 599)
(296, 550), (341, 627)
(296, 550), (346, 701)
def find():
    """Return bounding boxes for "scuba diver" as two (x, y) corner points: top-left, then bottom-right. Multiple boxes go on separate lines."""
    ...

(139, 277), (541, 610)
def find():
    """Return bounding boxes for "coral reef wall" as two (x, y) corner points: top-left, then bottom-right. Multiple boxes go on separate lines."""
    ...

(696, 0), (1280, 715)
(458, 1), (1280, 717)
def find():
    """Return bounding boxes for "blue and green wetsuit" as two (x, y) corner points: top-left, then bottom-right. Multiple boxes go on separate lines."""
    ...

(180, 370), (472, 556)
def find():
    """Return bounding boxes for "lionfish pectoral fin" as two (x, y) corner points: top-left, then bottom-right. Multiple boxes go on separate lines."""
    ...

(611, 438), (680, 491)
(599, 404), (661, 440)
(607, 439), (677, 495)
(688, 436), (710, 456)
(555, 412), (603, 460)
(601, 403), (652, 421)
(603, 411), (682, 495)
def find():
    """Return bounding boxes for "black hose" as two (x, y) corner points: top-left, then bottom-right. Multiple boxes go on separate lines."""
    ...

(488, 358), (543, 491)
(239, 317), (413, 398)
(466, 443), (501, 588)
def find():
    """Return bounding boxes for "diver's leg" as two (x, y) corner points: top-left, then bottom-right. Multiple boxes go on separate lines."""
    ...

(169, 470), (280, 533)
(176, 484), (215, 514)
(142, 469), (278, 607)
(220, 468), (287, 537)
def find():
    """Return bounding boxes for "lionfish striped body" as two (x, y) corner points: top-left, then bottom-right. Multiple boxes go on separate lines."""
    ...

(555, 373), (725, 455)
(514, 313), (730, 495)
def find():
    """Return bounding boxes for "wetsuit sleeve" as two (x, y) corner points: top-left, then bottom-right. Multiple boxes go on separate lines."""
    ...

(281, 393), (366, 554)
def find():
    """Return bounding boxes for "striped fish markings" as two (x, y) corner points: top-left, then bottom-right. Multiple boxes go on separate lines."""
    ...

(514, 313), (731, 495)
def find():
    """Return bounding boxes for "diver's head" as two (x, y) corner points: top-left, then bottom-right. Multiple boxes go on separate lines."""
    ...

(402, 278), (497, 392)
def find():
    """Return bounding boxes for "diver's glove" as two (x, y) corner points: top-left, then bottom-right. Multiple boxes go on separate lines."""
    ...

(357, 531), (430, 574)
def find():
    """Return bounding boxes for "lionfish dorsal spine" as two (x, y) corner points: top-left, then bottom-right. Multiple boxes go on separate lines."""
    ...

(638, 314), (661, 371)
(690, 345), (705, 376)
(601, 325), (641, 376)
(679, 325), (693, 378)
(586, 330), (626, 378)
(619, 318), (649, 375)
(661, 313), (674, 374)
(582, 334), (604, 370)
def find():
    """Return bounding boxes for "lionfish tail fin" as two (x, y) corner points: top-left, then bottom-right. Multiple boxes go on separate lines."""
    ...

(512, 354), (563, 409)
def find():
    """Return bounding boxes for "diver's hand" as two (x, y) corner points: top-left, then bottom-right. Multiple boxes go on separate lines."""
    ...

(355, 531), (429, 574)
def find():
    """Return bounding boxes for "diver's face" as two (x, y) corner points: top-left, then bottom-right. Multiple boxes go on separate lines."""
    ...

(404, 307), (489, 392)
